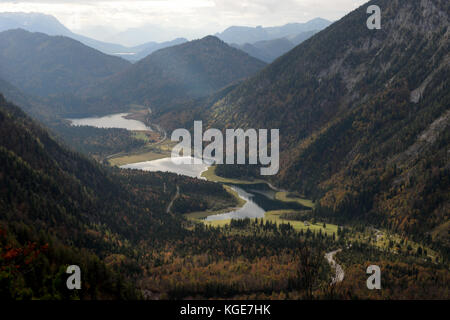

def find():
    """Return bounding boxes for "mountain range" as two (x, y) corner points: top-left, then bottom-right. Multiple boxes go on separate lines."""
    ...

(215, 18), (331, 44)
(0, 28), (267, 116)
(231, 30), (318, 63)
(79, 36), (267, 114)
(0, 12), (331, 63)
(0, 12), (188, 60)
(0, 0), (449, 300)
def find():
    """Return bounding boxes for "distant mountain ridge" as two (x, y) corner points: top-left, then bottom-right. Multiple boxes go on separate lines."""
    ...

(231, 30), (318, 63)
(0, 12), (71, 35)
(0, 12), (332, 62)
(231, 39), (294, 63)
(0, 12), (130, 54)
(0, 12), (187, 61)
(80, 35), (267, 115)
(0, 29), (131, 97)
(129, 38), (188, 62)
(215, 18), (332, 44)
(0, 29), (266, 116)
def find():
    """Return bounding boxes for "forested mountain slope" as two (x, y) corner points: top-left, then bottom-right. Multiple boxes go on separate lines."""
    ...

(0, 78), (51, 119)
(0, 94), (143, 298)
(192, 0), (449, 245)
(0, 29), (131, 97)
(80, 36), (266, 114)
(0, 94), (234, 298)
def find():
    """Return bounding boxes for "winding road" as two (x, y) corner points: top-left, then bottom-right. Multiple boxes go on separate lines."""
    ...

(325, 249), (344, 285)
(166, 185), (180, 214)
(151, 123), (167, 145)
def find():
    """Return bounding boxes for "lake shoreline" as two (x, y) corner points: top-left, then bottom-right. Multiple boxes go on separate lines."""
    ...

(121, 157), (316, 224)
(67, 112), (153, 131)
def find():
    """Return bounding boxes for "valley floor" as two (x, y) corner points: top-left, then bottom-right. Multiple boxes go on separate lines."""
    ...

(63, 108), (448, 300)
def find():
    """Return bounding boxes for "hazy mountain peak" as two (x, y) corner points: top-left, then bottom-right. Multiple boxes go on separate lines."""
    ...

(0, 11), (71, 36)
(199, 35), (225, 43)
(308, 17), (332, 23)
(216, 18), (332, 44)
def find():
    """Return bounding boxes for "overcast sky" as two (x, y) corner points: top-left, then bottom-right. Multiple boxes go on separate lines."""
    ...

(0, 0), (368, 41)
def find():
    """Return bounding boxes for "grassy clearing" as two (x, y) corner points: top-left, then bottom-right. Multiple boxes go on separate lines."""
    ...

(158, 140), (178, 152)
(133, 131), (151, 142)
(377, 233), (438, 260)
(194, 208), (338, 236)
(265, 210), (338, 234)
(275, 192), (315, 208)
(109, 150), (168, 166)
(203, 219), (233, 228)
(108, 140), (177, 167)
(346, 228), (439, 261)
(201, 211), (338, 236)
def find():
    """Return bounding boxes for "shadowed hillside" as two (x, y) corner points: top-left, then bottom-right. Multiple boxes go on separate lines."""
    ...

(0, 94), (233, 299)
